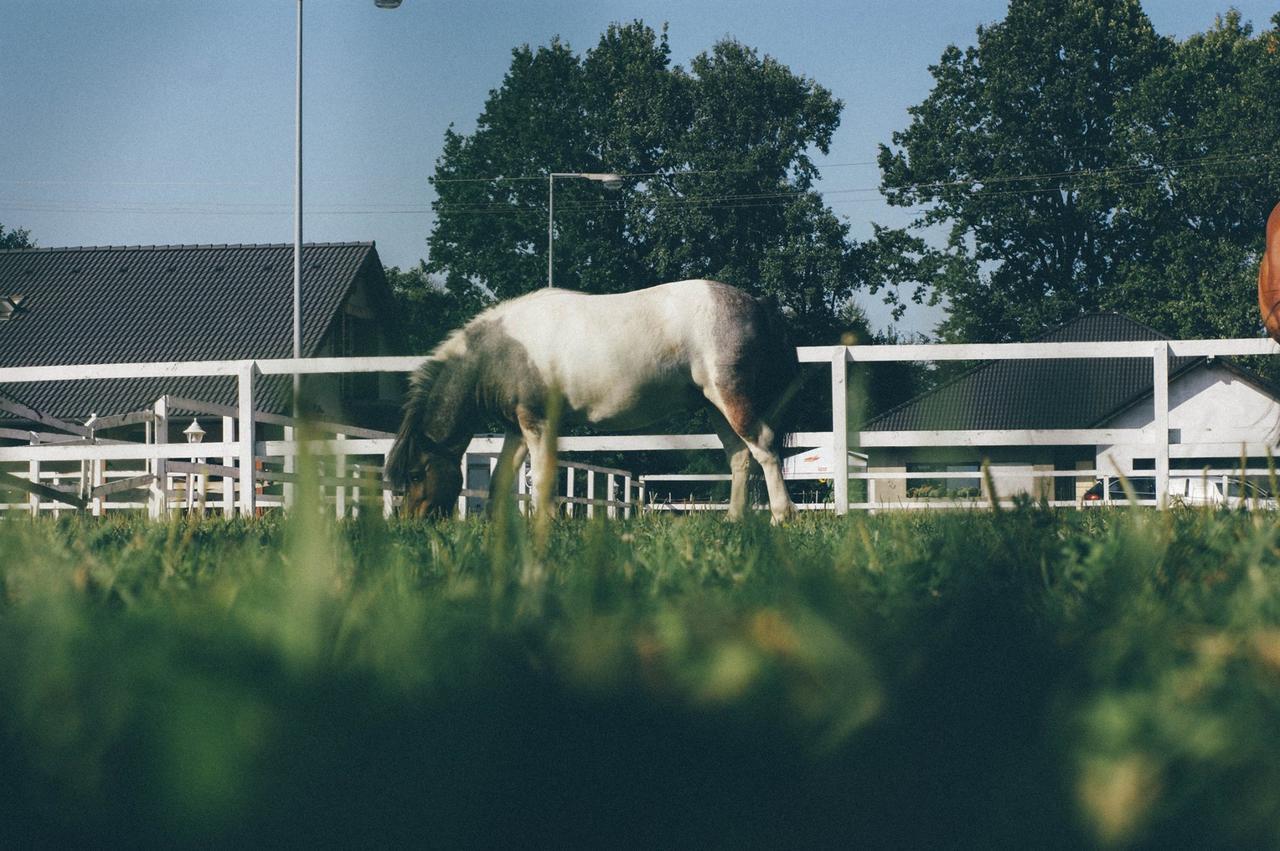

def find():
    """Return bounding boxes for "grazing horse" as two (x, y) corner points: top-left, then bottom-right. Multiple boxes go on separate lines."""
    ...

(1260, 201), (1280, 342)
(385, 279), (800, 522)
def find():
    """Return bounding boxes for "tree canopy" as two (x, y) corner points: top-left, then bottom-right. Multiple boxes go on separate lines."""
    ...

(423, 22), (857, 344)
(870, 1), (1280, 342)
(871, 0), (1170, 342)
(0, 224), (33, 251)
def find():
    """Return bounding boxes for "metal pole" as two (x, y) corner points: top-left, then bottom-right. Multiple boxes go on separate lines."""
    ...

(547, 174), (554, 288)
(293, 0), (304, 411)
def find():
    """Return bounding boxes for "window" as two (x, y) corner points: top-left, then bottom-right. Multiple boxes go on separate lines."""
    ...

(906, 463), (981, 499)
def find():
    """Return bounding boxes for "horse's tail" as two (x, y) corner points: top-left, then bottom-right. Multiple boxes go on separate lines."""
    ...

(753, 295), (804, 452)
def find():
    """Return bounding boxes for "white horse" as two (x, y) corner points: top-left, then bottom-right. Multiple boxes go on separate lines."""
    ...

(385, 279), (800, 522)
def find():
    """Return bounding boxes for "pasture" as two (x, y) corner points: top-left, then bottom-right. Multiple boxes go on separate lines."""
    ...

(2, 504), (1279, 848)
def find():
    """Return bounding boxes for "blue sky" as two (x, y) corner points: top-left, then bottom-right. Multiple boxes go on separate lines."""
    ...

(2, 1), (1275, 335)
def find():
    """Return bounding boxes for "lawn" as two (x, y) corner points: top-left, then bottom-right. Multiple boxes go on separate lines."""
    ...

(2, 503), (1279, 848)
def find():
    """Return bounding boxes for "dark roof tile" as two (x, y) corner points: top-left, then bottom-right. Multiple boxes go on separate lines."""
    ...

(865, 313), (1208, 431)
(0, 242), (380, 419)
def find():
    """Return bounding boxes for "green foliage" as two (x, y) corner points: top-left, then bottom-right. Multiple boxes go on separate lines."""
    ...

(427, 22), (857, 344)
(873, 0), (1170, 341)
(871, 2), (1280, 343)
(2, 507), (1280, 846)
(0, 222), (34, 250)
(383, 262), (489, 354)
(1108, 10), (1280, 339)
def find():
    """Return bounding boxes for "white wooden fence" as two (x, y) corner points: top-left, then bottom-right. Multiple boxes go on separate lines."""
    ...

(0, 335), (1277, 517)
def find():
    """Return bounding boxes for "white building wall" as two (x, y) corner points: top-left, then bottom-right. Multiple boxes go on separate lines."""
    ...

(1097, 364), (1280, 474)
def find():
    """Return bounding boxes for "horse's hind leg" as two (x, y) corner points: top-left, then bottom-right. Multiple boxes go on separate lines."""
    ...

(705, 384), (797, 523)
(709, 410), (753, 520)
(740, 422), (796, 524)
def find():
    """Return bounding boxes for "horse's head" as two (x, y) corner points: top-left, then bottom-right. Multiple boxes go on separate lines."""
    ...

(385, 349), (476, 518)
(396, 447), (463, 518)
(385, 407), (464, 518)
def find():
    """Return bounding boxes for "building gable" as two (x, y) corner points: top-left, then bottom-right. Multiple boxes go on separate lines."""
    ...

(0, 242), (390, 419)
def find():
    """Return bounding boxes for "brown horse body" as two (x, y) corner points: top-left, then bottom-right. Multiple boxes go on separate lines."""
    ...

(1259, 201), (1280, 341)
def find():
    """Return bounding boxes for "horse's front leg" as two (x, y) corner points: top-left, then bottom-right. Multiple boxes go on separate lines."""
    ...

(516, 406), (557, 519)
(488, 429), (527, 515)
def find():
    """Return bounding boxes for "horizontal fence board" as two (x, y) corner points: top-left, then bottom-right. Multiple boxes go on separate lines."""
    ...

(91, 474), (156, 497)
(860, 428), (1149, 448)
(797, 337), (1279, 363)
(166, 461), (238, 479)
(0, 470), (86, 508)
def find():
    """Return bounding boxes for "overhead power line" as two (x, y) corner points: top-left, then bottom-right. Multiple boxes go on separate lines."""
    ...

(3, 150), (1277, 219)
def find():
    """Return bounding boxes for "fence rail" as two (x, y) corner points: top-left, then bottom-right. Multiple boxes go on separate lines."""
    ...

(2, 336), (1278, 517)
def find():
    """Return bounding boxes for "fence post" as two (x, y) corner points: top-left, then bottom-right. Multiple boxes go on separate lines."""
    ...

(832, 347), (850, 515)
(91, 457), (104, 517)
(638, 479), (646, 514)
(336, 433), (347, 519)
(586, 470), (595, 519)
(1153, 342), (1170, 508)
(607, 473), (617, 519)
(222, 416), (236, 518)
(382, 463), (394, 519)
(282, 425), (295, 510)
(148, 396), (169, 519)
(624, 474), (632, 519)
(28, 434), (40, 516)
(518, 459), (529, 515)
(457, 453), (468, 518)
(565, 467), (575, 518)
(238, 363), (257, 517)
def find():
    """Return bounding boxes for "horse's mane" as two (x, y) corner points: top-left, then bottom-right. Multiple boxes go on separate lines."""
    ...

(384, 329), (467, 488)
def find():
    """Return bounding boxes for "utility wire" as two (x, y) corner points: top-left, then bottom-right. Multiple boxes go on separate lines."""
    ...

(4, 151), (1277, 218)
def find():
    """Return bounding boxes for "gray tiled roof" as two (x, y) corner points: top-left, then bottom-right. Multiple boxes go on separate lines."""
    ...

(865, 314), (1207, 431)
(0, 242), (382, 419)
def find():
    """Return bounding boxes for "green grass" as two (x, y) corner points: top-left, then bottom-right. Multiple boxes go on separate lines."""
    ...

(2, 504), (1280, 848)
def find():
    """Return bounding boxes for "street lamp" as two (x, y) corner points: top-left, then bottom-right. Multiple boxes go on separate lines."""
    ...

(184, 418), (206, 513)
(293, 0), (404, 410)
(547, 172), (623, 288)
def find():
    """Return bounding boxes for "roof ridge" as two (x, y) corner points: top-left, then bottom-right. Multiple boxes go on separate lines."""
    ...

(0, 241), (376, 254)
(1034, 311), (1171, 342)
(863, 312), (1192, 429)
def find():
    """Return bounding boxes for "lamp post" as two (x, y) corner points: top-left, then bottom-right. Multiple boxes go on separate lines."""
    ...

(184, 418), (206, 514)
(293, 0), (404, 410)
(547, 172), (623, 288)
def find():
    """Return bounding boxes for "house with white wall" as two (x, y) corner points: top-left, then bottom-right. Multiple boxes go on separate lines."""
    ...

(861, 314), (1280, 504)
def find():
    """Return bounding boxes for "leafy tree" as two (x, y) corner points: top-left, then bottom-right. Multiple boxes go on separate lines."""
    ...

(0, 224), (33, 250)
(426, 22), (856, 344)
(871, 0), (1170, 342)
(383, 263), (488, 355)
(1107, 11), (1280, 339)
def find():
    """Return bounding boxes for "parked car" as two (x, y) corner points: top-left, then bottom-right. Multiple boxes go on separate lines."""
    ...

(1081, 477), (1156, 505)
(1082, 476), (1272, 507)
(1170, 476), (1272, 508)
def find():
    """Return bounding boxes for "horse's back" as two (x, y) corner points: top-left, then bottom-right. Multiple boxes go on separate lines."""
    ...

(480, 280), (791, 428)
(494, 279), (767, 350)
